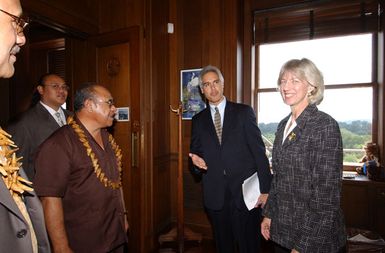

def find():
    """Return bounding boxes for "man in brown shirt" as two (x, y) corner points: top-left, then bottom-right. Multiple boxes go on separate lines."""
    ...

(34, 83), (128, 253)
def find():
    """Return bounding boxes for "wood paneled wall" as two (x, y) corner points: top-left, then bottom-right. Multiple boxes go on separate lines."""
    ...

(3, 0), (385, 252)
(174, 0), (245, 239)
(21, 0), (98, 36)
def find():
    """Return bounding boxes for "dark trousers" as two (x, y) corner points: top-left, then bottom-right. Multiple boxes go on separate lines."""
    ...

(206, 186), (262, 253)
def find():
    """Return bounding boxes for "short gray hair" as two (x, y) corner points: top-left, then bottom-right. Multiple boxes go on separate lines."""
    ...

(198, 65), (224, 89)
(277, 58), (324, 105)
(73, 82), (98, 112)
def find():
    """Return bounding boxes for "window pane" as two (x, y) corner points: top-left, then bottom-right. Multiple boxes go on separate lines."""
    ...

(320, 88), (372, 162)
(257, 88), (372, 162)
(259, 34), (372, 88)
(257, 91), (289, 160)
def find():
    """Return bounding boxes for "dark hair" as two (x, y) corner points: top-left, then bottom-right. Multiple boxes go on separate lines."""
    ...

(73, 82), (98, 112)
(38, 73), (57, 86)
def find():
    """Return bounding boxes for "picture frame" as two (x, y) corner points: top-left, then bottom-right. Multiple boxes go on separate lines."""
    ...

(115, 107), (130, 122)
(180, 68), (206, 120)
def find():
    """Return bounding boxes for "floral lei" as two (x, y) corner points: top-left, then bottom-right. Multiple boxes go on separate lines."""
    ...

(68, 116), (122, 189)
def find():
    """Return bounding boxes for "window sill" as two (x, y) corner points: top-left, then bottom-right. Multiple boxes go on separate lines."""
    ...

(344, 162), (362, 172)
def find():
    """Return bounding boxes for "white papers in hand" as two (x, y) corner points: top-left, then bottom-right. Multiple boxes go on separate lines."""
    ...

(242, 171), (260, 210)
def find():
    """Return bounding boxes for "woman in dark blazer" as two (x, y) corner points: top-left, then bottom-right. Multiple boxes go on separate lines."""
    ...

(261, 58), (346, 253)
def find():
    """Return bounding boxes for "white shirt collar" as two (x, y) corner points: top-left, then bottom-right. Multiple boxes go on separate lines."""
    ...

(40, 101), (66, 123)
(209, 96), (226, 126)
(282, 115), (297, 143)
(209, 96), (226, 112)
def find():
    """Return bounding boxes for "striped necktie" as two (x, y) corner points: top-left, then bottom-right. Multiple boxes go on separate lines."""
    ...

(55, 112), (65, 127)
(214, 107), (222, 144)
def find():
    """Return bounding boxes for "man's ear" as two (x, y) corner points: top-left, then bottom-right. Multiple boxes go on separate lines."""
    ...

(84, 99), (95, 112)
(37, 85), (44, 95)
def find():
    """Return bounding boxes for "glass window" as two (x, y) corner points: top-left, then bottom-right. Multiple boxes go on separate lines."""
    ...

(257, 34), (374, 163)
(259, 34), (372, 88)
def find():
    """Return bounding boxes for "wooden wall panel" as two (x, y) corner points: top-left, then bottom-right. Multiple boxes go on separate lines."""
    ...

(21, 0), (98, 36)
(8, 44), (34, 119)
(98, 0), (145, 33)
(151, 0), (173, 248)
(7, 0), (385, 252)
(65, 38), (97, 93)
(178, 0), (244, 239)
(252, 0), (303, 10)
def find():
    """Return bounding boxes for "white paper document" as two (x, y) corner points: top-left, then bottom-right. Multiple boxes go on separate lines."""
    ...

(242, 171), (260, 210)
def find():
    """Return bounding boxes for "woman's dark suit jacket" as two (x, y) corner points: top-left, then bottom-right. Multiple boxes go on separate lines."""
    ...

(263, 104), (346, 253)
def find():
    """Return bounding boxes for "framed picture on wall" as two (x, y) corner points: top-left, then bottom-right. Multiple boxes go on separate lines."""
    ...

(180, 68), (206, 120)
(115, 107), (130, 122)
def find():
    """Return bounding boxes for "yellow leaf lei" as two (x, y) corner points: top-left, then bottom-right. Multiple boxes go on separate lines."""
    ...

(0, 128), (33, 196)
(68, 117), (122, 189)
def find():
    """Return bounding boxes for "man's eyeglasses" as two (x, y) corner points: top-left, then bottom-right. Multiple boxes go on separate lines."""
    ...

(0, 8), (29, 35)
(95, 99), (115, 108)
(43, 84), (70, 91)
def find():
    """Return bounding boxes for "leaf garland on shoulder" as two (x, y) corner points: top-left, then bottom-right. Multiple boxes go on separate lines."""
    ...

(68, 117), (122, 189)
(0, 128), (33, 196)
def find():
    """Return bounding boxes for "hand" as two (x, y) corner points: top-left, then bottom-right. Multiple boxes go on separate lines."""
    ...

(255, 193), (268, 208)
(189, 153), (208, 170)
(124, 215), (129, 233)
(291, 249), (300, 253)
(261, 217), (271, 240)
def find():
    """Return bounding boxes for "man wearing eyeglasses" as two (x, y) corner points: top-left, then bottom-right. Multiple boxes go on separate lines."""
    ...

(7, 73), (73, 180)
(34, 83), (129, 253)
(0, 0), (51, 253)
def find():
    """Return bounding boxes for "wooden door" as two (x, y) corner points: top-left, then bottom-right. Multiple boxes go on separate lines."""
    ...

(92, 27), (143, 252)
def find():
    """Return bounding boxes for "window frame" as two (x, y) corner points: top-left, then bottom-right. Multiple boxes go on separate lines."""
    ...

(252, 0), (380, 169)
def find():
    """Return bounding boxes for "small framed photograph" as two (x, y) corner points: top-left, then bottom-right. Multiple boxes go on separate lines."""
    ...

(180, 68), (206, 120)
(115, 107), (130, 122)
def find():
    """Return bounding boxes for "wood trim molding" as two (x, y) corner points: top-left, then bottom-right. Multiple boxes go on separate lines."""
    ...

(22, 0), (98, 37)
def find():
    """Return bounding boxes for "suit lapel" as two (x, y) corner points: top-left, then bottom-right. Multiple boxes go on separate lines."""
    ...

(203, 107), (221, 146)
(281, 105), (316, 148)
(0, 179), (26, 223)
(35, 103), (61, 129)
(221, 102), (235, 146)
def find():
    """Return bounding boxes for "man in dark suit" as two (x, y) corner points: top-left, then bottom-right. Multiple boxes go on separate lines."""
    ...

(189, 65), (272, 253)
(0, 0), (50, 252)
(7, 73), (72, 180)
